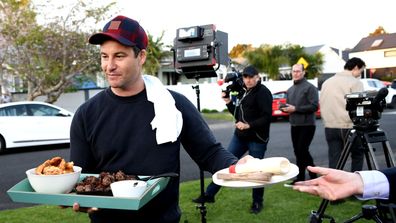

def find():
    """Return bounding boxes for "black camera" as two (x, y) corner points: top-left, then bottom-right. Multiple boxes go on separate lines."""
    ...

(345, 88), (388, 130)
(222, 71), (245, 98)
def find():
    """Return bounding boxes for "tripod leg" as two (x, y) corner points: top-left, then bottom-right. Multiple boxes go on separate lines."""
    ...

(309, 130), (357, 223)
(382, 140), (396, 167)
(343, 213), (363, 223)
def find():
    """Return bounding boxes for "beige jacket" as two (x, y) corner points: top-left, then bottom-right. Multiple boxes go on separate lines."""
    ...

(320, 70), (364, 128)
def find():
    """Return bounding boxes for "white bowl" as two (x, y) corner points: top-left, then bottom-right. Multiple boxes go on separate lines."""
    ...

(26, 166), (82, 194)
(110, 180), (147, 198)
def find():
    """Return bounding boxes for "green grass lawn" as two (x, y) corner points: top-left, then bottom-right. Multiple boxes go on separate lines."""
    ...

(1, 178), (374, 223)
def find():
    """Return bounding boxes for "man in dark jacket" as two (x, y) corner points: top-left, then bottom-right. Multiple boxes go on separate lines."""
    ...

(193, 65), (273, 214)
(282, 63), (319, 184)
(70, 15), (239, 223)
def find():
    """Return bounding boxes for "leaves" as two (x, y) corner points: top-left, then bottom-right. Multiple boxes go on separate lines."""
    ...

(0, 0), (115, 102)
(239, 43), (324, 80)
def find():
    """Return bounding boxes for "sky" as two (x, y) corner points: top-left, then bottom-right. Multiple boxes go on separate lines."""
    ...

(35, 0), (396, 51)
(113, 0), (396, 51)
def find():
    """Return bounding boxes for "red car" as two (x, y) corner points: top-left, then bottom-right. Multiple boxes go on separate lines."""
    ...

(271, 91), (320, 120)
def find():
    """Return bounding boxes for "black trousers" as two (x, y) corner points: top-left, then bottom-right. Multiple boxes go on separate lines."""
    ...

(325, 128), (364, 172)
(291, 125), (316, 180)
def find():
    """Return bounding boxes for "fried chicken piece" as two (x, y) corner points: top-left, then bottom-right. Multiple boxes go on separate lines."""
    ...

(34, 156), (75, 175)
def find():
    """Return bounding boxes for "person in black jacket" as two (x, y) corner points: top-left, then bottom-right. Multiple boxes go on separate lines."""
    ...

(193, 65), (273, 214)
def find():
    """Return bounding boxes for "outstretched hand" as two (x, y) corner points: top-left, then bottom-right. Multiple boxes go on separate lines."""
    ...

(292, 166), (364, 201)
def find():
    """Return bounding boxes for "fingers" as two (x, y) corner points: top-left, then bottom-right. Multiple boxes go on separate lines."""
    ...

(72, 203), (80, 211)
(72, 203), (98, 214)
(306, 166), (331, 176)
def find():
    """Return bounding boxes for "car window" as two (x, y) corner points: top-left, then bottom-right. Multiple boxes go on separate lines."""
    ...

(0, 105), (29, 116)
(28, 104), (61, 116)
(272, 92), (286, 99)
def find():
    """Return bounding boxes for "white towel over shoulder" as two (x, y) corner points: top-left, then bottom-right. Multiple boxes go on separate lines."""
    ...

(143, 75), (183, 144)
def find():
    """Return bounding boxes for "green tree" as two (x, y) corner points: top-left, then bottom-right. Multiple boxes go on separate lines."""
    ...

(0, 0), (115, 103)
(243, 43), (324, 80)
(144, 31), (172, 76)
(244, 44), (288, 80)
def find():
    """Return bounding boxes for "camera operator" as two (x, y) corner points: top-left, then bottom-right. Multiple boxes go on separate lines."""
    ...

(320, 57), (366, 175)
(193, 65), (273, 214)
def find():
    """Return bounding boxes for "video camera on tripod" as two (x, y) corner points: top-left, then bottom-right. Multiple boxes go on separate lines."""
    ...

(345, 87), (388, 131)
(310, 87), (395, 223)
(222, 69), (245, 99)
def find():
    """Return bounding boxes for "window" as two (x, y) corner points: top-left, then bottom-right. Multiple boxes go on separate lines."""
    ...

(28, 104), (60, 116)
(0, 105), (29, 116)
(371, 39), (383, 48)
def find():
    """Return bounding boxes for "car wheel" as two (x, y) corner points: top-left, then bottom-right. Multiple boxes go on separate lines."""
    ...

(0, 135), (5, 152)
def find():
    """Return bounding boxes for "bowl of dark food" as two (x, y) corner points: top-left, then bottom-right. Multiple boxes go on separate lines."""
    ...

(74, 171), (137, 196)
(26, 156), (81, 194)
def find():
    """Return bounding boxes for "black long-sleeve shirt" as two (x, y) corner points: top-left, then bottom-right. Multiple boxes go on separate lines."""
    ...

(70, 88), (237, 223)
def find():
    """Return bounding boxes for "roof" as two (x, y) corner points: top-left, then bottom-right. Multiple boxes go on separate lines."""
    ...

(350, 32), (396, 52)
(303, 45), (324, 55)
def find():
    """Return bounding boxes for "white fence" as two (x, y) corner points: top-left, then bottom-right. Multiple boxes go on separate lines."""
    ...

(10, 79), (318, 113)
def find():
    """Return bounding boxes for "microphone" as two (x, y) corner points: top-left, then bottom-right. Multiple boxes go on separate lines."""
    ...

(372, 87), (388, 111)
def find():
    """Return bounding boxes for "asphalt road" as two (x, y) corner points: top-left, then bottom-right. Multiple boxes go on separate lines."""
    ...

(1, 111), (395, 211)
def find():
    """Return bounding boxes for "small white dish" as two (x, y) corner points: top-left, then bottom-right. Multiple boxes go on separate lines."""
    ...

(110, 180), (147, 198)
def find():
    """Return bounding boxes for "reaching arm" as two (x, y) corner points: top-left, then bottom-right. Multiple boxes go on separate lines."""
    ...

(292, 166), (364, 201)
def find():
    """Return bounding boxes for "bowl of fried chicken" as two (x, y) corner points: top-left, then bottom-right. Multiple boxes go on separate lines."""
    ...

(26, 156), (81, 194)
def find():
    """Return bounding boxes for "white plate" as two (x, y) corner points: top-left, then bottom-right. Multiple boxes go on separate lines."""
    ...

(212, 163), (299, 188)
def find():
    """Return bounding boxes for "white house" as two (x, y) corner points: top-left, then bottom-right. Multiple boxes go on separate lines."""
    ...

(349, 32), (396, 79)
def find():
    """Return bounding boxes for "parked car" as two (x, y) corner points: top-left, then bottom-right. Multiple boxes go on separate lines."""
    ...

(0, 101), (73, 151)
(360, 78), (396, 108)
(272, 91), (289, 119)
(271, 91), (320, 120)
(391, 80), (396, 90)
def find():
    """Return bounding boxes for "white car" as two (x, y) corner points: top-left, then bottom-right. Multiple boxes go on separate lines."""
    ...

(0, 101), (73, 151)
(360, 78), (396, 108)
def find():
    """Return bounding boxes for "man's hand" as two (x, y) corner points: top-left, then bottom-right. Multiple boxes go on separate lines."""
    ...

(72, 202), (99, 214)
(292, 166), (364, 201)
(235, 121), (250, 131)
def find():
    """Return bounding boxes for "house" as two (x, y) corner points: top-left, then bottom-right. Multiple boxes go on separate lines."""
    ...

(349, 32), (396, 80)
(304, 45), (347, 89)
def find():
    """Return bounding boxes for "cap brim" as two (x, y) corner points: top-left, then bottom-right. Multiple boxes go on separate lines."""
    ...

(88, 32), (136, 47)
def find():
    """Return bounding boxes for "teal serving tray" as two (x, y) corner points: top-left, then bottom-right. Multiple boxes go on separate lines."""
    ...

(7, 174), (169, 210)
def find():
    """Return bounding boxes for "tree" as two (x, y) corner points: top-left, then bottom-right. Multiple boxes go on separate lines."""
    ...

(229, 44), (253, 59)
(0, 0), (115, 103)
(244, 44), (289, 79)
(243, 43), (324, 80)
(144, 31), (172, 76)
(370, 26), (387, 36)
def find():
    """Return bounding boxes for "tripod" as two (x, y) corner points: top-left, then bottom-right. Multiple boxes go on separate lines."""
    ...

(309, 125), (396, 223)
(192, 80), (207, 223)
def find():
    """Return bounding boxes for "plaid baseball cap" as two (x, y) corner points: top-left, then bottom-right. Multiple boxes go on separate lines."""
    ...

(89, 15), (148, 50)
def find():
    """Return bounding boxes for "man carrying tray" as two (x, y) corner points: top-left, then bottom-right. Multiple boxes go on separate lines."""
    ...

(69, 15), (240, 223)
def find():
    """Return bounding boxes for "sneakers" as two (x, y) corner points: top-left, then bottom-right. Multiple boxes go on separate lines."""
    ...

(250, 202), (263, 214)
(192, 194), (215, 203)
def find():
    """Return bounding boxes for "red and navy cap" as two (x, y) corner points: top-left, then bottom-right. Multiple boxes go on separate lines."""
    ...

(89, 15), (148, 50)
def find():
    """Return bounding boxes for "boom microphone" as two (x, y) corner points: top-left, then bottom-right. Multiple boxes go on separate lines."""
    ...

(372, 87), (388, 111)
